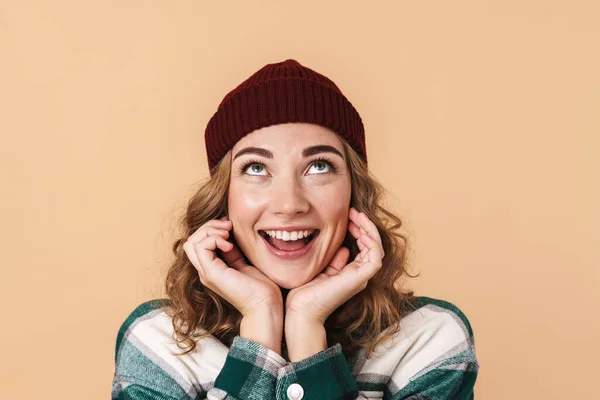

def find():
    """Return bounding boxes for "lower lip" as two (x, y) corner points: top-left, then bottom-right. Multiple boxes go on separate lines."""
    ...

(260, 231), (320, 260)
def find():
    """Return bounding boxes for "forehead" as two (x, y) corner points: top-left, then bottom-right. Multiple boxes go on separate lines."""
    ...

(232, 123), (343, 152)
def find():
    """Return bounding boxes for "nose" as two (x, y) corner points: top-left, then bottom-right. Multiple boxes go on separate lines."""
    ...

(268, 175), (310, 217)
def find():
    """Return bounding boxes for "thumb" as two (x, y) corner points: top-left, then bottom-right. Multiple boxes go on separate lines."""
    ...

(220, 240), (248, 269)
(328, 246), (350, 274)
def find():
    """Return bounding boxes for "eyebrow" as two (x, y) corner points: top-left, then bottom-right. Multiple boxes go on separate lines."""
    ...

(233, 147), (273, 160)
(233, 145), (344, 161)
(302, 145), (344, 159)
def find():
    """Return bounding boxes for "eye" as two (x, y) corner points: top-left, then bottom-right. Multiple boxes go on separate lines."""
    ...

(307, 159), (335, 175)
(242, 161), (268, 176)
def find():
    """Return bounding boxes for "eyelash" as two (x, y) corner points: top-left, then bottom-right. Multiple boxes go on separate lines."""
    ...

(312, 157), (338, 173)
(238, 159), (262, 175)
(238, 157), (338, 176)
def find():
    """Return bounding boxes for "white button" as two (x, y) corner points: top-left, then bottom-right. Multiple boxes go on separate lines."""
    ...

(286, 383), (304, 400)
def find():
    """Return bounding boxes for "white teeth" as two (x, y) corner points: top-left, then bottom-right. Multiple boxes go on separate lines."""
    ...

(264, 229), (315, 241)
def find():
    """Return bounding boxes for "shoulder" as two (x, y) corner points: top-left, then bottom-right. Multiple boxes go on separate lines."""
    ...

(403, 296), (475, 340)
(113, 300), (229, 399)
(394, 296), (478, 382)
(367, 296), (479, 398)
(115, 299), (172, 355)
(395, 295), (477, 363)
(356, 296), (478, 390)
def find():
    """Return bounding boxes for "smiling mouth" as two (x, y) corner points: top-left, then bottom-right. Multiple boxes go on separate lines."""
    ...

(258, 230), (319, 251)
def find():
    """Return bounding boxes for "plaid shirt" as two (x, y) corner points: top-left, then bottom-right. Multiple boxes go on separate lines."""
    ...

(112, 297), (478, 399)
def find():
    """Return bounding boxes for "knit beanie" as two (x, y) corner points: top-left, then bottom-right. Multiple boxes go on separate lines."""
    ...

(204, 59), (366, 172)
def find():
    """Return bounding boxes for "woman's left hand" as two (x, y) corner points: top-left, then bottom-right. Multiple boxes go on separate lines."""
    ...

(284, 208), (384, 360)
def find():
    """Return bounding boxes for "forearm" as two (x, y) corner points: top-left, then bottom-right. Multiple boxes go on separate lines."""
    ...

(284, 314), (327, 362)
(240, 306), (284, 355)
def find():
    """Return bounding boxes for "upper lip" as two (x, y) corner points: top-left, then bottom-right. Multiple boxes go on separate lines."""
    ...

(258, 226), (319, 232)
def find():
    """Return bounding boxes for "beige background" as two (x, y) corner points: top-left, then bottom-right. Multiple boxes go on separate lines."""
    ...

(1, 1), (598, 398)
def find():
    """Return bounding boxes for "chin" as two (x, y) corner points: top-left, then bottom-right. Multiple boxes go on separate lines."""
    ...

(269, 272), (313, 290)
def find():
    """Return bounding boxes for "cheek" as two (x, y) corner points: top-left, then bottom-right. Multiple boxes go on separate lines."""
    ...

(227, 185), (267, 231)
(310, 182), (351, 229)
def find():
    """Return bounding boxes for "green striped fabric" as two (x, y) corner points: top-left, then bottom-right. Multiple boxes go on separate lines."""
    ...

(112, 296), (479, 399)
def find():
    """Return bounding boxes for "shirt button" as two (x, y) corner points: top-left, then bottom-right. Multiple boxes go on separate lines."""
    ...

(286, 383), (304, 400)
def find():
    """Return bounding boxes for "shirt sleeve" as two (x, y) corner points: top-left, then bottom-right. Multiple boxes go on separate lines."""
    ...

(276, 344), (358, 400)
(112, 300), (205, 400)
(210, 336), (287, 400)
(388, 353), (479, 400)
(112, 339), (199, 400)
(112, 380), (183, 400)
(386, 298), (480, 400)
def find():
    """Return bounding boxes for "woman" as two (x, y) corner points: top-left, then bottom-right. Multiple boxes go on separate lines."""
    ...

(112, 59), (479, 400)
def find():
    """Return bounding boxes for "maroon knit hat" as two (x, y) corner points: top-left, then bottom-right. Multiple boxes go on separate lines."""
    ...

(204, 59), (366, 172)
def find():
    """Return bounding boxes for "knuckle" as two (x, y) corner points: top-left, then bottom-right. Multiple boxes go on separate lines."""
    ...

(183, 241), (194, 254)
(195, 227), (207, 235)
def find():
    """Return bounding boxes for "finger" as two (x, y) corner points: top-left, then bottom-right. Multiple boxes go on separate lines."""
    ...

(188, 226), (231, 244)
(184, 228), (231, 272)
(322, 266), (339, 276)
(349, 208), (361, 228)
(355, 233), (384, 276)
(220, 240), (248, 269)
(349, 210), (384, 256)
(357, 236), (366, 252)
(193, 237), (235, 289)
(194, 236), (234, 272)
(204, 219), (233, 229)
(183, 240), (201, 270)
(190, 219), (232, 236)
(349, 208), (377, 238)
(348, 220), (361, 239)
(349, 209), (376, 239)
(329, 246), (350, 273)
(205, 219), (233, 230)
(355, 252), (364, 263)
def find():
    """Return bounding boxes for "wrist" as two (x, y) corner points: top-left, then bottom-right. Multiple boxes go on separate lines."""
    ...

(285, 315), (327, 362)
(240, 307), (284, 355)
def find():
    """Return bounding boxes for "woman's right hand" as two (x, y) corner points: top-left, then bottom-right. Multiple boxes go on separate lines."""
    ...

(183, 218), (283, 353)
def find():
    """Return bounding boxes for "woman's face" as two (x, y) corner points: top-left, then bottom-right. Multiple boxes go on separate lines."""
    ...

(227, 123), (352, 289)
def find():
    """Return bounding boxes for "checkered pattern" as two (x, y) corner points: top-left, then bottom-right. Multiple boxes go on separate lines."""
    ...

(112, 297), (479, 399)
(214, 337), (286, 399)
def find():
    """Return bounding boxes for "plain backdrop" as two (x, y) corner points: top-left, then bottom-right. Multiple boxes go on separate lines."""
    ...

(1, 1), (598, 399)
